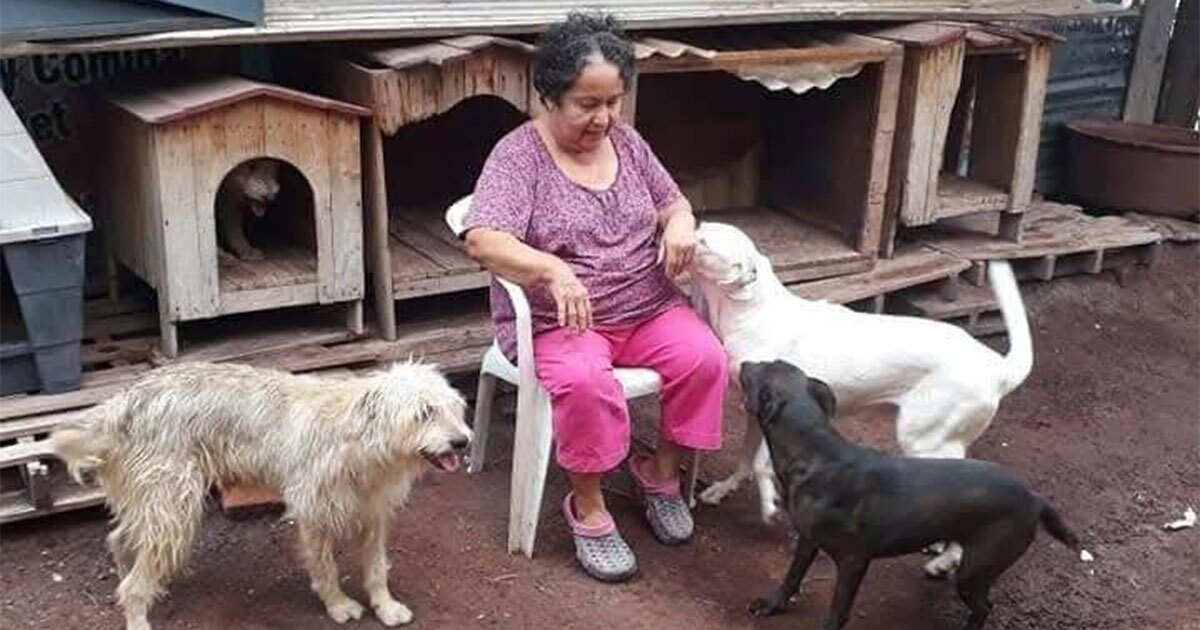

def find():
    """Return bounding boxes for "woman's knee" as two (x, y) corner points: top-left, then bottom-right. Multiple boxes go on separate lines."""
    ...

(540, 355), (621, 403)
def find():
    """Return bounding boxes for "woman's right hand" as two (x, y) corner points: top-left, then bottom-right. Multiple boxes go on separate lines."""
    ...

(545, 259), (592, 333)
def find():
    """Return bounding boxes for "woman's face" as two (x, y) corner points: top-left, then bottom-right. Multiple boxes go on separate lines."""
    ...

(547, 58), (625, 153)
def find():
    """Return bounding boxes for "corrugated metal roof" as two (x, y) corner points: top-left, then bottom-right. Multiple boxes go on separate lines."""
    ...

(0, 93), (92, 245)
(104, 74), (372, 123)
(1, 0), (1131, 57)
(1034, 14), (1138, 194)
(361, 28), (894, 100)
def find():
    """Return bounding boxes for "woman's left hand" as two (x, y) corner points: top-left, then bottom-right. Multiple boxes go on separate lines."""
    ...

(658, 206), (697, 279)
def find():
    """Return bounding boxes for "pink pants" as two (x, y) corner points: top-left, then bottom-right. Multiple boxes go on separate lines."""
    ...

(533, 305), (727, 473)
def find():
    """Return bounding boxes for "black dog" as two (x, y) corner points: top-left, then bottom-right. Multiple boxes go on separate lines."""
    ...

(740, 360), (1085, 630)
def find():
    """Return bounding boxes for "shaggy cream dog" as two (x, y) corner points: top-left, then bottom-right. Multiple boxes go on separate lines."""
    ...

(52, 361), (472, 630)
(688, 222), (1033, 576)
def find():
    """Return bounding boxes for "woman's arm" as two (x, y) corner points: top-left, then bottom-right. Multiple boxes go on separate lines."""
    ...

(465, 227), (593, 331)
(657, 196), (697, 279)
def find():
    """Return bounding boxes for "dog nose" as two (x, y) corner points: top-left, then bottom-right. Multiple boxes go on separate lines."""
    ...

(450, 435), (470, 451)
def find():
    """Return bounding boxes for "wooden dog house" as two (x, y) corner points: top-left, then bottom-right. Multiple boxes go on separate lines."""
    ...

(326, 31), (902, 338)
(872, 23), (1058, 255)
(628, 29), (903, 284)
(324, 35), (538, 339)
(98, 75), (371, 356)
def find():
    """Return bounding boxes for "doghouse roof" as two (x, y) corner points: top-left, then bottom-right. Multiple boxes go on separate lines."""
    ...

(0, 92), (92, 245)
(360, 28), (901, 97)
(104, 74), (372, 125)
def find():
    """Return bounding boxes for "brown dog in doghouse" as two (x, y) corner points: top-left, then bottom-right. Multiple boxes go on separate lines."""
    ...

(216, 159), (280, 261)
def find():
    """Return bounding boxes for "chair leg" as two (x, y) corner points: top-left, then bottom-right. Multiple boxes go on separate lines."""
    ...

(684, 450), (701, 508)
(508, 386), (554, 558)
(467, 374), (497, 474)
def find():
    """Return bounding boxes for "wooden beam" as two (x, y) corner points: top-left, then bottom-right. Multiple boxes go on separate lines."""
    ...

(1125, 0), (1179, 123)
(1157, 0), (1199, 127)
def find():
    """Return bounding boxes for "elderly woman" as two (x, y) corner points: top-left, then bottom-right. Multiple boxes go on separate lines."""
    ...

(462, 13), (727, 582)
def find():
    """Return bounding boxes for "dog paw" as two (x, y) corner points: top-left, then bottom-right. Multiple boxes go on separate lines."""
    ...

(759, 503), (784, 526)
(748, 597), (780, 617)
(239, 248), (266, 261)
(375, 600), (413, 626)
(698, 483), (730, 506)
(326, 598), (365, 623)
(922, 556), (956, 580)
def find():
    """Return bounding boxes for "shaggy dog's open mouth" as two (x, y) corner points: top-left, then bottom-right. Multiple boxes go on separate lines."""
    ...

(422, 450), (463, 472)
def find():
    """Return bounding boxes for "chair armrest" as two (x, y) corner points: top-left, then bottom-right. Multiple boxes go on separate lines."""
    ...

(496, 276), (538, 387)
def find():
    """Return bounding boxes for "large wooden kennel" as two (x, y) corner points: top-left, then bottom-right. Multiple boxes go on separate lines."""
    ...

(98, 75), (371, 356)
(326, 31), (902, 338)
(628, 29), (903, 284)
(324, 36), (543, 339)
(872, 23), (1058, 255)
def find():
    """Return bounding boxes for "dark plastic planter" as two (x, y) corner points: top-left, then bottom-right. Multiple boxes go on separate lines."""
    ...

(1065, 120), (1200, 219)
(1, 234), (86, 395)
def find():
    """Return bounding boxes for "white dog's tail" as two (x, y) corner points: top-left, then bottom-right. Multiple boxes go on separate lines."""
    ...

(51, 404), (115, 485)
(988, 260), (1033, 395)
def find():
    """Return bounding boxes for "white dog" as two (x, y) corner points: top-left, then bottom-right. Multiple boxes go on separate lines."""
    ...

(52, 361), (472, 630)
(688, 222), (1032, 576)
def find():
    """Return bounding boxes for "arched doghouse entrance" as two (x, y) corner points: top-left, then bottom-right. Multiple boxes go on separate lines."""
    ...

(214, 156), (318, 293)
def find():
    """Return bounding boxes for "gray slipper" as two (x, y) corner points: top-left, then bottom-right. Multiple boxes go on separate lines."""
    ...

(630, 455), (694, 545)
(563, 492), (637, 583)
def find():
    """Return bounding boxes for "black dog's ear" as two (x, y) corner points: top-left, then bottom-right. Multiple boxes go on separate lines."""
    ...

(756, 385), (784, 423)
(806, 378), (837, 419)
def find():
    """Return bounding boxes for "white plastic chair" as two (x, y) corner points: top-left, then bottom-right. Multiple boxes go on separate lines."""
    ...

(446, 195), (699, 557)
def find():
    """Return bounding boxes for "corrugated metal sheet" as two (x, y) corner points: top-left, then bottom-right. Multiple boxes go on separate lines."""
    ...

(1, 0), (1129, 57)
(1035, 14), (1138, 194)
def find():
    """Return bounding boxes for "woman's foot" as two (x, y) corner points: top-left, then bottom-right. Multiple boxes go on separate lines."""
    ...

(563, 492), (638, 582)
(630, 453), (694, 545)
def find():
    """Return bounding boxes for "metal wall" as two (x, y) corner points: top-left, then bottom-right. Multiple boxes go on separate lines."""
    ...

(1036, 14), (1140, 195)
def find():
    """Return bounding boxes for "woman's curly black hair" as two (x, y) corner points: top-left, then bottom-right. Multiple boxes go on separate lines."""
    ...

(533, 11), (636, 105)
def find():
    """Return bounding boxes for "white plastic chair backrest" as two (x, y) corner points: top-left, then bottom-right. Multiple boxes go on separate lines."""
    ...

(445, 195), (473, 238)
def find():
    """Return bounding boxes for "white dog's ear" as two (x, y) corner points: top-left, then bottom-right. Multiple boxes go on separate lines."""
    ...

(725, 252), (759, 301)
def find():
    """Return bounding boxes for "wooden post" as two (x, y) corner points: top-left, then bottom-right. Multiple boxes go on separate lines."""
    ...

(363, 122), (397, 340)
(1157, 0), (1199, 127)
(1124, 0), (1178, 123)
(862, 54), (903, 257)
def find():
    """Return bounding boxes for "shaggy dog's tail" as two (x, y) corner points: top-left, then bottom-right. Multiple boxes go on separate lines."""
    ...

(52, 404), (114, 484)
(988, 260), (1033, 395)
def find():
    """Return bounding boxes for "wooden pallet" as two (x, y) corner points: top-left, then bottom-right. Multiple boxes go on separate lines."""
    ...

(790, 244), (971, 313)
(0, 300), (494, 523)
(892, 281), (1006, 336)
(918, 201), (1164, 284)
(1123, 212), (1200, 244)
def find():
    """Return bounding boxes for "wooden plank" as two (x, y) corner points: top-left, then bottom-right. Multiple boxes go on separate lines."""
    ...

(0, 436), (56, 467)
(895, 281), (998, 320)
(215, 283), (321, 316)
(364, 123), (397, 340)
(1125, 0), (1179, 123)
(706, 207), (866, 276)
(861, 54), (903, 254)
(262, 99), (331, 310)
(0, 408), (86, 441)
(322, 113), (365, 304)
(968, 52), (1024, 195)
(1007, 42), (1051, 213)
(919, 202), (1162, 260)
(1157, 0), (1199, 126)
(936, 174), (1011, 217)
(790, 246), (970, 304)
(392, 270), (493, 300)
(176, 322), (354, 363)
(0, 484), (106, 525)
(0, 381), (126, 421)
(871, 22), (966, 48)
(389, 217), (480, 276)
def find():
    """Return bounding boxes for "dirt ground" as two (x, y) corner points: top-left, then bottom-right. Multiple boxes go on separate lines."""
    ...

(2, 244), (1197, 630)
